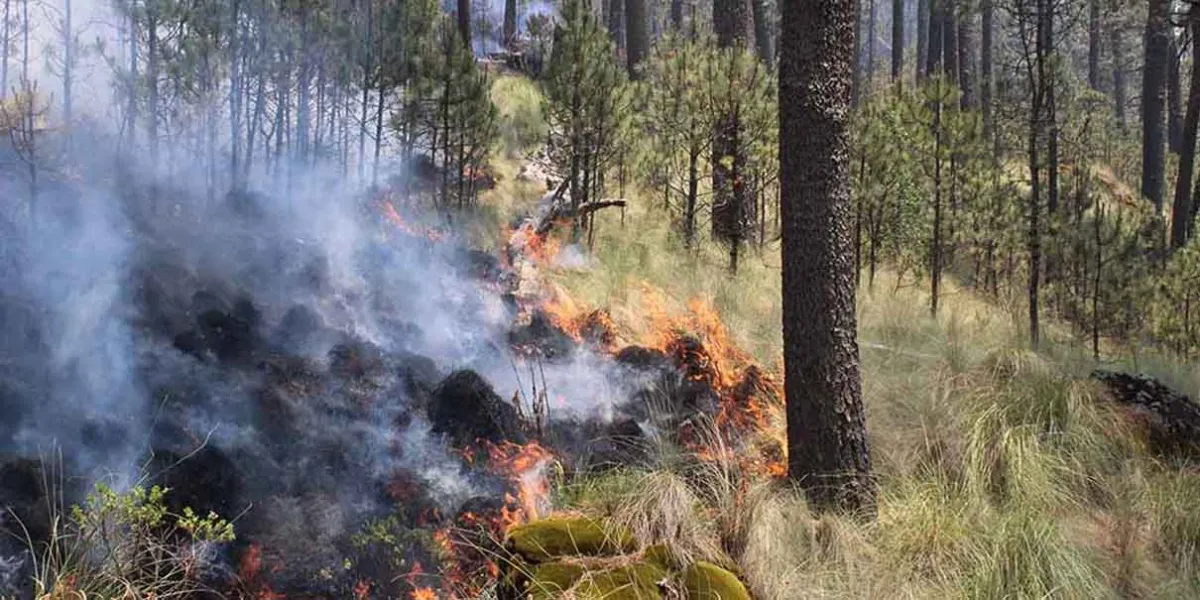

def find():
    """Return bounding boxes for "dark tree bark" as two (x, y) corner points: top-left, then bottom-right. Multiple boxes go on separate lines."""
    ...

(866, 0), (876, 95)
(626, 0), (650, 78)
(670, 0), (684, 31)
(609, 0), (626, 55)
(917, 0), (929, 81)
(981, 0), (993, 135)
(1111, 0), (1128, 130)
(941, 3), (957, 84)
(752, 0), (775, 66)
(957, 4), (975, 109)
(891, 0), (903, 83)
(1169, 34), (1184, 153)
(926, 0), (943, 76)
(1173, 9), (1200, 249)
(458, 0), (472, 52)
(712, 0), (754, 270)
(1088, 0), (1101, 90)
(1143, 0), (1169, 213)
(852, 0), (863, 107)
(780, 0), (874, 515)
(504, 0), (517, 47)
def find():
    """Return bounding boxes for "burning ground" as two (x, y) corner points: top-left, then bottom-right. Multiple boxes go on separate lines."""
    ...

(0, 158), (784, 598)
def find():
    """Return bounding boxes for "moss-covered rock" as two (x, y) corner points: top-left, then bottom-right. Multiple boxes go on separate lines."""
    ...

(507, 516), (636, 563)
(520, 561), (588, 599)
(573, 561), (670, 599)
(682, 561), (751, 600)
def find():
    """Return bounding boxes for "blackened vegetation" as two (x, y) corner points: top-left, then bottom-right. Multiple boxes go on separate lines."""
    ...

(1093, 370), (1200, 459)
(0, 181), (738, 598)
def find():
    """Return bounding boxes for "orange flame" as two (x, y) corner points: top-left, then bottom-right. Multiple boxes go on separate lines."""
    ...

(381, 199), (446, 242)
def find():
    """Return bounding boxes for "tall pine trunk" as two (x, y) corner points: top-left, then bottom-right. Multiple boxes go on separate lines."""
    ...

(917, 0), (928, 81)
(780, 0), (874, 515)
(1142, 0), (1169, 213)
(1169, 35), (1184, 153)
(752, 0), (774, 66)
(891, 0), (903, 83)
(625, 0), (649, 77)
(1172, 9), (1200, 249)
(981, 0), (993, 136)
(1111, 0), (1127, 131)
(1088, 0), (1100, 90)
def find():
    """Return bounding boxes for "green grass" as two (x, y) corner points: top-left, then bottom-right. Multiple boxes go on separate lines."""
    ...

(482, 72), (1200, 598)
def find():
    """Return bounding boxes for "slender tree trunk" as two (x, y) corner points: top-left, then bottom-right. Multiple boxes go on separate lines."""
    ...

(62, 0), (72, 126)
(670, 0), (683, 31)
(1111, 1), (1127, 131)
(957, 5), (975, 109)
(981, 0), (993, 135)
(2, 0), (9, 98)
(504, 0), (517, 47)
(780, 0), (874, 515)
(941, 3), (956, 84)
(891, 0), (903, 83)
(932, 84), (943, 316)
(917, 0), (929, 81)
(230, 0), (242, 187)
(458, 0), (472, 51)
(626, 0), (649, 77)
(852, 0), (862, 107)
(926, 0), (942, 76)
(1088, 0), (1101, 90)
(752, 0), (775, 66)
(609, 0), (625, 55)
(1169, 35), (1184, 153)
(712, 0), (753, 263)
(374, 87), (385, 186)
(1172, 10), (1200, 249)
(147, 8), (159, 166)
(866, 0), (876, 97)
(1143, 0), (1169, 213)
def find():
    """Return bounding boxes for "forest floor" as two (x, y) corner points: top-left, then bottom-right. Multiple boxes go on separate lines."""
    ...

(483, 73), (1200, 599)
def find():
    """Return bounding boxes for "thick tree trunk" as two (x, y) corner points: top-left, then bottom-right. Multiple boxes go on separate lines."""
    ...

(1173, 11), (1200, 249)
(626, 0), (649, 78)
(780, 0), (874, 515)
(670, 0), (683, 31)
(1143, 0), (1169, 213)
(891, 0), (903, 83)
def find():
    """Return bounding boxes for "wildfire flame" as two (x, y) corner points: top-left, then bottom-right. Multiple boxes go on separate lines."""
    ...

(381, 198), (446, 242)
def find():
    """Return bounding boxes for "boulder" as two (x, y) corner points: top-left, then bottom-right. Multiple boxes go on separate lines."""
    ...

(682, 561), (752, 600)
(506, 516), (636, 563)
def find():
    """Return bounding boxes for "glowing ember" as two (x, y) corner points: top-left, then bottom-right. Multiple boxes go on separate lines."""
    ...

(410, 587), (438, 600)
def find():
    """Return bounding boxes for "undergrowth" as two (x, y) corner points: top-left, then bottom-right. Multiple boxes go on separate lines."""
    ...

(479, 73), (1200, 599)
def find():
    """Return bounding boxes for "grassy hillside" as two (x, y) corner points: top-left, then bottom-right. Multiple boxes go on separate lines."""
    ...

(487, 73), (1200, 599)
